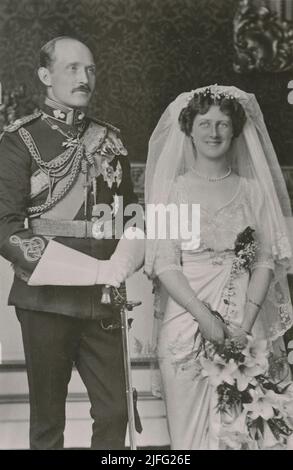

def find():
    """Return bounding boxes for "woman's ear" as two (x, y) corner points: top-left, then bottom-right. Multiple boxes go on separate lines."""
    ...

(191, 135), (196, 146)
(37, 67), (52, 87)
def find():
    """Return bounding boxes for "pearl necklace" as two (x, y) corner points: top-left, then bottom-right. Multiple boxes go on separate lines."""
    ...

(192, 166), (232, 182)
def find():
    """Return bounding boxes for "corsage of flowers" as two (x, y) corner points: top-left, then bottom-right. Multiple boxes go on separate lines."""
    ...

(222, 226), (258, 310)
(233, 226), (258, 274)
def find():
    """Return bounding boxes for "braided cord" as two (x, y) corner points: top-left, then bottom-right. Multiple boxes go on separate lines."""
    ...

(28, 145), (84, 215)
(19, 127), (76, 172)
(20, 120), (109, 216)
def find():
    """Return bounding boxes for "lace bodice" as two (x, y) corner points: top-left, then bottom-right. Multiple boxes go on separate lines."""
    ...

(154, 174), (274, 276)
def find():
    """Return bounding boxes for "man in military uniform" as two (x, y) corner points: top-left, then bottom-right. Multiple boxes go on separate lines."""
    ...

(0, 36), (141, 449)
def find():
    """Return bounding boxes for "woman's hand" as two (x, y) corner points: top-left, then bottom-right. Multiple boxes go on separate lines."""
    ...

(194, 302), (230, 344)
(230, 326), (250, 349)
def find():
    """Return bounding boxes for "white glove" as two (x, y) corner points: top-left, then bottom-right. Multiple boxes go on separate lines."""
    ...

(28, 227), (145, 286)
(95, 258), (136, 287)
(28, 240), (99, 286)
(95, 227), (145, 286)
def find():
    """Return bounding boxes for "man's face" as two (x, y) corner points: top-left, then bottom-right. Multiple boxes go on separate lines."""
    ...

(40, 39), (96, 109)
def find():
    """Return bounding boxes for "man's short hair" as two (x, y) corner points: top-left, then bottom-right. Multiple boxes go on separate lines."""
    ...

(39, 36), (87, 69)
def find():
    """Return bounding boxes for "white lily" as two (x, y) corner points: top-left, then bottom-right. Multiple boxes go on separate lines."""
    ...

(220, 409), (252, 449)
(232, 363), (258, 392)
(244, 387), (275, 420)
(200, 355), (237, 387)
(242, 337), (269, 370)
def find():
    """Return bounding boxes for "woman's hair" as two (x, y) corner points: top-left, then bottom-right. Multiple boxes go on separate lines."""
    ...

(178, 91), (246, 138)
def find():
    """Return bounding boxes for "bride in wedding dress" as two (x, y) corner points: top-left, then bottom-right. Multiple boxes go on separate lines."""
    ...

(144, 85), (293, 449)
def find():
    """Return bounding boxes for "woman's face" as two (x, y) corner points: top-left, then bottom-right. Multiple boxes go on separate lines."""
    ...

(191, 105), (234, 160)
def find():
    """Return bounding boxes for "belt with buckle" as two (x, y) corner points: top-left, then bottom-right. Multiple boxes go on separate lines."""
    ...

(29, 218), (114, 239)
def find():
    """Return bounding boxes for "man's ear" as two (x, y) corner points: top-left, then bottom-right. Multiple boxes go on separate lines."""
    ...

(37, 67), (52, 86)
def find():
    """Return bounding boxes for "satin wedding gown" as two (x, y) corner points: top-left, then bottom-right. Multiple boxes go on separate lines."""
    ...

(154, 173), (292, 449)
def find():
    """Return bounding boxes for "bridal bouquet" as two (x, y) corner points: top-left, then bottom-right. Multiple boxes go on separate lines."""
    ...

(200, 337), (293, 449)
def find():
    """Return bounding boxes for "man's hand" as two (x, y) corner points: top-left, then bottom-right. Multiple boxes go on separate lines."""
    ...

(95, 258), (134, 287)
(95, 227), (145, 286)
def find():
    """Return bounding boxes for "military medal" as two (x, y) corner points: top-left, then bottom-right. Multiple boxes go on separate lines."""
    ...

(41, 113), (85, 149)
(62, 137), (80, 148)
(101, 160), (122, 189)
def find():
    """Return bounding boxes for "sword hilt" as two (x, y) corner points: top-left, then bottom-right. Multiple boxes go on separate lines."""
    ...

(100, 285), (112, 304)
(101, 285), (141, 311)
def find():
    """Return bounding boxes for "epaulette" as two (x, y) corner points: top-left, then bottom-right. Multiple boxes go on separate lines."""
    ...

(3, 111), (42, 134)
(82, 121), (128, 158)
(89, 117), (120, 134)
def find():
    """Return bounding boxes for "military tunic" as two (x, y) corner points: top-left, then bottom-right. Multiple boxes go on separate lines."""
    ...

(0, 103), (137, 319)
(0, 101), (139, 449)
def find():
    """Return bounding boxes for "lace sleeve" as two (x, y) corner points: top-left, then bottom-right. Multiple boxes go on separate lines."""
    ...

(249, 181), (275, 271)
(153, 180), (182, 276)
(153, 239), (182, 276)
(252, 250), (274, 271)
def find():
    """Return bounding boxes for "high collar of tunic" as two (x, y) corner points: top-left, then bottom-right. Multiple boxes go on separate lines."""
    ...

(42, 97), (86, 127)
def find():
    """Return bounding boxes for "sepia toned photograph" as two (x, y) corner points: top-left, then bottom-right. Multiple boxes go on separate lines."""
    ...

(0, 0), (292, 454)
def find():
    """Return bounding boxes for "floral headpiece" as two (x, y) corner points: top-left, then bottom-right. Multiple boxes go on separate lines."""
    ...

(185, 84), (242, 106)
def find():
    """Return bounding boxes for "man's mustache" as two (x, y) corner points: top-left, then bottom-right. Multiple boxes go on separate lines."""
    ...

(72, 85), (91, 93)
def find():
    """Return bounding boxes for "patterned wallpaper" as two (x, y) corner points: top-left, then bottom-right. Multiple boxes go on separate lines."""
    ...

(0, 0), (292, 364)
(0, 0), (293, 168)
